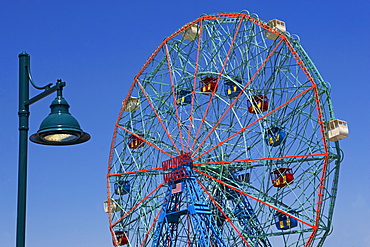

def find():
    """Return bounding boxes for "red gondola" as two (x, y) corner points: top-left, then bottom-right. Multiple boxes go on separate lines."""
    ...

(128, 135), (144, 149)
(115, 231), (129, 246)
(270, 168), (294, 188)
(200, 76), (218, 94)
(247, 95), (268, 114)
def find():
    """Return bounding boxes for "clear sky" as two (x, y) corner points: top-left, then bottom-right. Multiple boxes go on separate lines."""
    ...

(0, 1), (369, 246)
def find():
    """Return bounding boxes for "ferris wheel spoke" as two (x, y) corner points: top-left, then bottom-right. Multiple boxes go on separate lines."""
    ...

(187, 20), (203, 154)
(107, 167), (162, 177)
(190, 16), (245, 152)
(284, 36), (330, 155)
(140, 209), (162, 247)
(164, 43), (187, 153)
(193, 153), (327, 167)
(192, 85), (315, 162)
(117, 125), (175, 159)
(191, 39), (285, 158)
(194, 168), (315, 229)
(194, 154), (328, 224)
(196, 179), (251, 247)
(111, 182), (166, 228)
(135, 79), (181, 156)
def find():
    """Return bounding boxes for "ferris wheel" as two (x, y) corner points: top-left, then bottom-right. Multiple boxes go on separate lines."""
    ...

(105, 11), (348, 247)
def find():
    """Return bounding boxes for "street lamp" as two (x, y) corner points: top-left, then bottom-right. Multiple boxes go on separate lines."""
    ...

(16, 51), (90, 247)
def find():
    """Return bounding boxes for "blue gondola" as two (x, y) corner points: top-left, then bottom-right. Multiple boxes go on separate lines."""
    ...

(224, 78), (243, 98)
(274, 211), (298, 230)
(114, 180), (130, 195)
(264, 126), (287, 147)
(234, 207), (254, 219)
(231, 169), (250, 183)
(176, 90), (192, 105)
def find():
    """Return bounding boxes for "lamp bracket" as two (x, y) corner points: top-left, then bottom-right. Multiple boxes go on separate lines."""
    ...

(25, 80), (66, 107)
(26, 66), (53, 90)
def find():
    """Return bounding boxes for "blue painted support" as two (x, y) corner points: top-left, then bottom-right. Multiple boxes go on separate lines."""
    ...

(166, 209), (188, 223)
(152, 155), (227, 247)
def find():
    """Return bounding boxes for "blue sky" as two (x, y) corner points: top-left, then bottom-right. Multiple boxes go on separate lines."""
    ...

(1, 1), (369, 246)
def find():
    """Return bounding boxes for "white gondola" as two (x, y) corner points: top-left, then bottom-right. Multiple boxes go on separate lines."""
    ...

(327, 119), (349, 142)
(122, 96), (139, 112)
(104, 199), (121, 213)
(265, 19), (286, 40)
(183, 24), (199, 41)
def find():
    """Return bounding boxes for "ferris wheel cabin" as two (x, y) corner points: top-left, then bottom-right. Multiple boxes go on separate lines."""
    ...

(233, 169), (250, 183)
(265, 19), (286, 40)
(200, 76), (218, 94)
(327, 119), (349, 142)
(182, 24), (200, 41)
(127, 134), (144, 149)
(176, 90), (192, 105)
(103, 199), (121, 213)
(270, 168), (294, 188)
(114, 180), (131, 195)
(247, 95), (269, 114)
(274, 211), (298, 230)
(234, 207), (254, 220)
(264, 126), (287, 147)
(122, 96), (140, 113)
(114, 231), (129, 246)
(224, 78), (243, 98)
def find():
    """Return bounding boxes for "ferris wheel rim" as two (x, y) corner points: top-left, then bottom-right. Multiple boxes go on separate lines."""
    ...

(107, 11), (340, 247)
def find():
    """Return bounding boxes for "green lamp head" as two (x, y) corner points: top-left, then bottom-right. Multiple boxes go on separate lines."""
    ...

(29, 96), (90, 145)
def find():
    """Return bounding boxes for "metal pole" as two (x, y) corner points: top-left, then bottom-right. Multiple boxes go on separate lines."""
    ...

(17, 51), (30, 247)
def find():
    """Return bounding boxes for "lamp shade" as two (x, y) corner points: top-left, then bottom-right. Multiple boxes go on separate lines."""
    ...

(29, 97), (90, 145)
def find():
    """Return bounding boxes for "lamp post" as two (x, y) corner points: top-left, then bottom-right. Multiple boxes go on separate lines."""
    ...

(16, 51), (90, 247)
